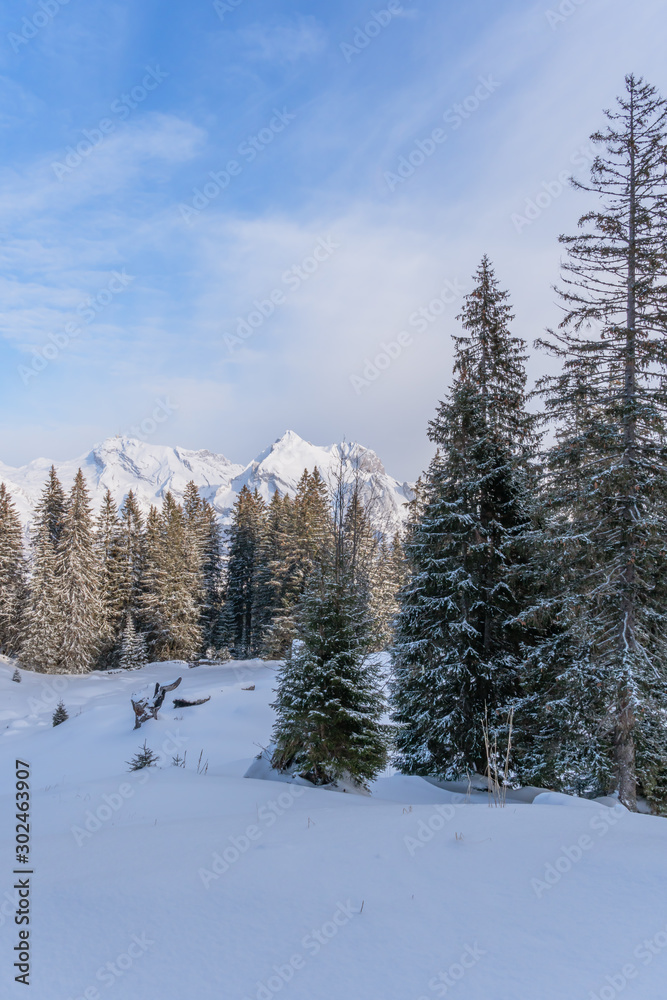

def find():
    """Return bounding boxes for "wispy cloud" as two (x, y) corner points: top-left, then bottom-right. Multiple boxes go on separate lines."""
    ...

(235, 17), (327, 63)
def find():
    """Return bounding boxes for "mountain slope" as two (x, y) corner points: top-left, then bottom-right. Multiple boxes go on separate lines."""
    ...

(0, 431), (413, 532)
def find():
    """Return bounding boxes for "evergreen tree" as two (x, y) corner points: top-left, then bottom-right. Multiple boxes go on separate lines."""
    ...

(534, 75), (667, 809)
(118, 613), (148, 670)
(20, 468), (66, 672)
(221, 486), (267, 657)
(271, 549), (389, 789)
(0, 483), (26, 655)
(139, 505), (165, 655)
(341, 484), (377, 599)
(200, 499), (224, 652)
(262, 470), (332, 656)
(182, 480), (206, 605)
(52, 700), (68, 726)
(117, 490), (145, 616)
(254, 490), (292, 656)
(35, 465), (66, 546)
(12, 668), (21, 682)
(391, 257), (537, 779)
(141, 494), (202, 660)
(369, 532), (407, 651)
(183, 483), (223, 652)
(95, 490), (124, 668)
(126, 740), (160, 771)
(299, 467), (332, 567)
(57, 470), (102, 674)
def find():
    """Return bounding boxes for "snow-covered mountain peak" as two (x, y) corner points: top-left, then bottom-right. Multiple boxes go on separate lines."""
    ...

(0, 432), (413, 532)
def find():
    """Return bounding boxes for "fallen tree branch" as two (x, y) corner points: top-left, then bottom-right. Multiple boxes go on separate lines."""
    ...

(173, 695), (211, 708)
(131, 677), (182, 729)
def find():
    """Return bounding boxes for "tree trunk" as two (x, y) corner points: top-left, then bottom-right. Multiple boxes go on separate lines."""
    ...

(614, 77), (638, 810)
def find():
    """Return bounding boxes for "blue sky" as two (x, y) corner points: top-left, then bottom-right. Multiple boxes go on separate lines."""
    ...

(0, 0), (665, 480)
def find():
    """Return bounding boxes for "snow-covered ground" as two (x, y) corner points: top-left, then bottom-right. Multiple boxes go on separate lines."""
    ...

(1, 657), (666, 999)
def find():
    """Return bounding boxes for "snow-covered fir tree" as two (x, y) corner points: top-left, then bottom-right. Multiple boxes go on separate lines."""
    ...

(183, 482), (223, 652)
(139, 504), (165, 655)
(52, 700), (68, 726)
(141, 494), (202, 661)
(369, 531), (407, 651)
(57, 469), (102, 673)
(221, 486), (267, 658)
(391, 256), (538, 779)
(117, 490), (145, 613)
(118, 613), (148, 670)
(533, 75), (667, 810)
(341, 484), (376, 599)
(510, 539), (609, 797)
(20, 467), (67, 672)
(271, 524), (389, 789)
(35, 465), (66, 545)
(95, 489), (125, 668)
(0, 483), (26, 655)
(261, 469), (331, 657)
(159, 490), (202, 659)
(253, 490), (292, 657)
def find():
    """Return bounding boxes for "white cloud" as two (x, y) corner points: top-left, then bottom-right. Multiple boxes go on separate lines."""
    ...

(236, 18), (327, 63)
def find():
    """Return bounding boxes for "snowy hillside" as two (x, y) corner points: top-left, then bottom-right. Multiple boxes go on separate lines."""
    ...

(0, 431), (413, 532)
(1, 657), (666, 1000)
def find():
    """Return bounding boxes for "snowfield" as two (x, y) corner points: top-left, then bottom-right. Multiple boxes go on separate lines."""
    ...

(1, 658), (666, 1000)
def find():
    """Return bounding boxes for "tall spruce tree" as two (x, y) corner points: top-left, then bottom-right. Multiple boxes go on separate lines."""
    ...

(140, 505), (166, 655)
(36, 465), (66, 545)
(57, 470), (102, 673)
(20, 467), (66, 672)
(141, 494), (202, 661)
(95, 490), (125, 668)
(0, 483), (26, 655)
(117, 490), (145, 619)
(262, 470), (332, 657)
(118, 613), (148, 670)
(369, 532), (407, 651)
(534, 75), (667, 810)
(391, 257), (537, 779)
(182, 482), (223, 653)
(221, 486), (267, 657)
(254, 490), (292, 657)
